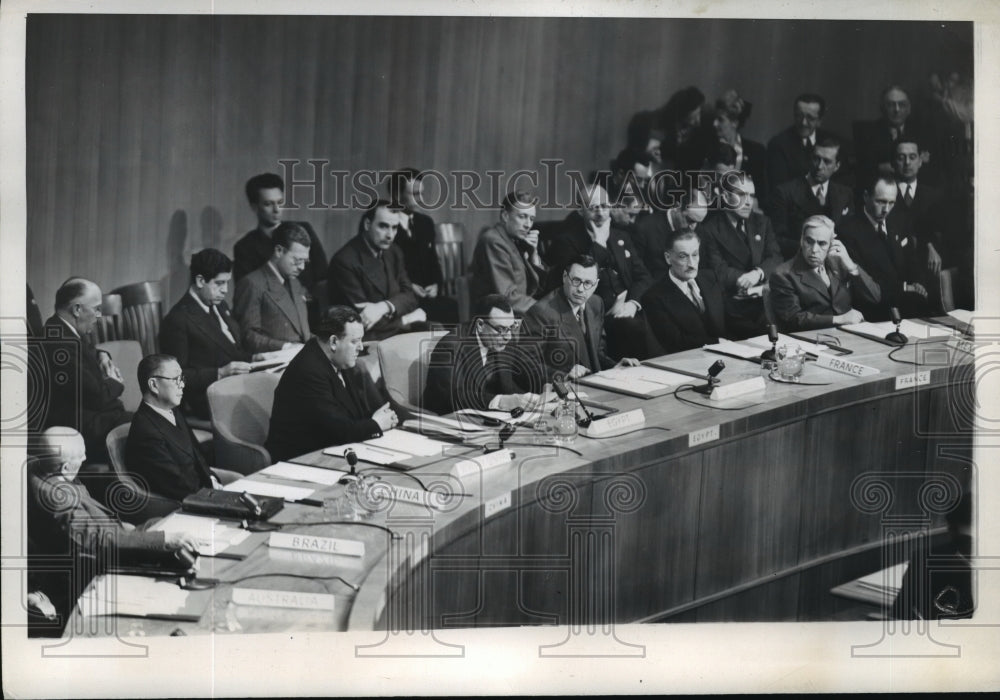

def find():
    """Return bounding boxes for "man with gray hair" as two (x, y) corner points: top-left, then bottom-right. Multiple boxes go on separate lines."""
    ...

(768, 215), (881, 332)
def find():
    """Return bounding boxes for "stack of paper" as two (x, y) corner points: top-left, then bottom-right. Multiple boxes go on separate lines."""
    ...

(702, 339), (766, 360)
(323, 443), (412, 466)
(223, 478), (316, 502)
(579, 365), (690, 398)
(366, 429), (454, 457)
(742, 333), (830, 356)
(843, 320), (951, 341)
(249, 346), (302, 372)
(259, 462), (345, 485)
(151, 512), (250, 557)
(80, 575), (203, 619)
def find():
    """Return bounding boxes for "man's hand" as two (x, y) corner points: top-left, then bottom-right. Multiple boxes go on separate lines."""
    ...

(927, 243), (943, 275)
(827, 239), (858, 274)
(735, 270), (760, 291)
(356, 301), (390, 329)
(401, 308), (427, 326)
(495, 393), (539, 412)
(904, 282), (929, 299)
(97, 352), (123, 382)
(412, 283), (428, 299)
(372, 402), (399, 431)
(165, 532), (199, 553)
(609, 299), (639, 318)
(218, 361), (251, 379)
(567, 364), (591, 379)
(616, 357), (641, 368)
(424, 283), (439, 298)
(523, 229), (540, 249)
(833, 309), (865, 325)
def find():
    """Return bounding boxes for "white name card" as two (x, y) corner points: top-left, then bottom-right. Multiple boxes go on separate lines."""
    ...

(385, 485), (436, 508)
(484, 491), (511, 518)
(946, 337), (975, 355)
(581, 409), (646, 438)
(689, 425), (720, 447)
(895, 371), (930, 390)
(453, 449), (514, 479)
(268, 532), (365, 557)
(710, 376), (766, 401)
(814, 353), (880, 378)
(231, 587), (335, 611)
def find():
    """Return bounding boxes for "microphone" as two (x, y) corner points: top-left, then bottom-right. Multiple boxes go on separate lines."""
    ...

(239, 491), (263, 518)
(692, 359), (726, 396)
(338, 448), (360, 485)
(760, 324), (779, 361)
(885, 307), (908, 345)
(553, 376), (597, 428)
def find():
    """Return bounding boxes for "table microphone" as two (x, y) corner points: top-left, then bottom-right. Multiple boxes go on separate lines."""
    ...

(338, 448), (360, 485)
(760, 324), (779, 361)
(885, 307), (908, 345)
(553, 377), (597, 428)
(692, 359), (726, 396)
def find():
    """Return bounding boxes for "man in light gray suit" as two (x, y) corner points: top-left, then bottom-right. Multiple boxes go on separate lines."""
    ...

(233, 222), (311, 353)
(523, 254), (639, 381)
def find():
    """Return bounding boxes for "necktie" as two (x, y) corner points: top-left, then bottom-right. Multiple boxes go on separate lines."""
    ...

(814, 185), (826, 207)
(213, 306), (237, 345)
(903, 185), (914, 207)
(803, 138), (811, 151)
(284, 275), (296, 303)
(816, 265), (831, 288)
(877, 222), (887, 237)
(688, 280), (705, 313)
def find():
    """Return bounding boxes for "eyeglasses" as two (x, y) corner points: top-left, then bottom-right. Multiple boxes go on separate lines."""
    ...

(567, 276), (597, 290)
(152, 375), (185, 387)
(481, 319), (521, 337)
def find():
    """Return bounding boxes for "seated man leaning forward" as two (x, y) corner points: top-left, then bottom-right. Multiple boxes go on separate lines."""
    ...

(266, 306), (399, 463)
(769, 215), (881, 332)
(523, 254), (640, 381)
(423, 294), (547, 416)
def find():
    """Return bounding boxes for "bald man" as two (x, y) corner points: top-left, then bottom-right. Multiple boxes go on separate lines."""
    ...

(27, 428), (197, 633)
(35, 278), (131, 464)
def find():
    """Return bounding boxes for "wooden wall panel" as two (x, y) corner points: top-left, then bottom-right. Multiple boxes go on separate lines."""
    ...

(25, 16), (971, 314)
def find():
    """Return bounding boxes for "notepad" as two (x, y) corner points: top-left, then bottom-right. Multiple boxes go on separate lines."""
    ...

(223, 478), (316, 502)
(260, 462), (345, 485)
(80, 575), (208, 620)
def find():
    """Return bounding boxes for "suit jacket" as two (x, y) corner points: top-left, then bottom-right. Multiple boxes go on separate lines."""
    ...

(887, 179), (946, 255)
(766, 127), (837, 190)
(768, 253), (882, 331)
(700, 211), (782, 292)
(770, 176), (855, 257)
(422, 327), (545, 416)
(522, 289), (614, 380)
(232, 221), (328, 294)
(731, 137), (770, 209)
(547, 213), (654, 308)
(632, 208), (695, 280)
(233, 264), (311, 352)
(640, 271), (727, 354)
(266, 338), (386, 462)
(396, 211), (444, 287)
(836, 213), (924, 322)
(125, 402), (214, 502)
(159, 292), (252, 418)
(852, 118), (923, 182)
(35, 316), (131, 461)
(327, 234), (419, 341)
(469, 223), (546, 314)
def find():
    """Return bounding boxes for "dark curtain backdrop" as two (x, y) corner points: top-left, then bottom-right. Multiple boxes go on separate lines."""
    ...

(26, 15), (972, 313)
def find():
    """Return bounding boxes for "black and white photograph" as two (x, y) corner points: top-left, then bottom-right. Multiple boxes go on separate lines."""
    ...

(1, 0), (998, 695)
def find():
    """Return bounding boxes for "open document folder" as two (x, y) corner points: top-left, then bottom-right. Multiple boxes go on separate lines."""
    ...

(324, 428), (456, 465)
(578, 365), (696, 399)
(703, 333), (832, 362)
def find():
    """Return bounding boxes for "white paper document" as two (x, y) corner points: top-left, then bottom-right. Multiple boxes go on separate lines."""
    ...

(742, 333), (830, 356)
(843, 320), (951, 340)
(260, 462), (345, 485)
(595, 365), (693, 386)
(151, 512), (250, 556)
(323, 443), (412, 465)
(248, 346), (302, 371)
(223, 478), (316, 501)
(702, 339), (766, 359)
(365, 429), (453, 457)
(80, 575), (192, 617)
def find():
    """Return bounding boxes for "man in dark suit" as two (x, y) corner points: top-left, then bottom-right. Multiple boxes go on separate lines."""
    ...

(423, 295), (546, 416)
(35, 278), (131, 464)
(524, 254), (640, 381)
(632, 187), (709, 280)
(766, 93), (837, 190)
(837, 174), (930, 322)
(889, 139), (946, 276)
(701, 174), (783, 339)
(769, 215), (881, 332)
(125, 354), (239, 502)
(853, 86), (925, 183)
(641, 229), (727, 354)
(468, 190), (549, 314)
(234, 223), (312, 353)
(232, 172), (328, 295)
(327, 200), (425, 341)
(547, 183), (656, 359)
(389, 168), (458, 323)
(770, 135), (855, 258)
(266, 306), (398, 462)
(160, 248), (260, 419)
(27, 427), (198, 634)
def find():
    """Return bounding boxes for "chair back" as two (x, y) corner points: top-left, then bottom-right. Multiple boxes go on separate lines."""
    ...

(435, 223), (466, 297)
(94, 293), (123, 343)
(207, 372), (280, 471)
(113, 281), (163, 356)
(95, 339), (144, 412)
(105, 422), (182, 522)
(938, 267), (956, 313)
(377, 330), (447, 413)
(105, 423), (133, 481)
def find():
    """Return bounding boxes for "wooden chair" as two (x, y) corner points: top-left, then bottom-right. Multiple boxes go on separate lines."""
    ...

(94, 293), (123, 344)
(435, 223), (466, 298)
(113, 281), (163, 356)
(207, 372), (280, 475)
(104, 423), (181, 524)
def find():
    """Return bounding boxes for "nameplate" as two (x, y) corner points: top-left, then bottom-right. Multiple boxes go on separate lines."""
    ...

(689, 425), (719, 447)
(484, 491), (511, 518)
(946, 337), (975, 355)
(231, 587), (335, 612)
(710, 376), (766, 401)
(581, 409), (646, 438)
(268, 532), (365, 557)
(895, 371), (930, 390)
(453, 449), (514, 479)
(384, 485), (439, 509)
(814, 353), (880, 378)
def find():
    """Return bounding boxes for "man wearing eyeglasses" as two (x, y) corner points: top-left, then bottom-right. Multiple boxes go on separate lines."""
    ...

(423, 295), (546, 416)
(125, 354), (240, 502)
(524, 255), (640, 380)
